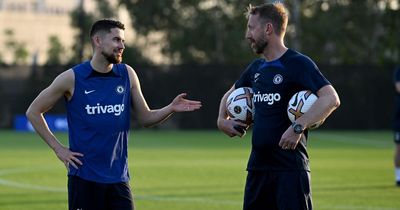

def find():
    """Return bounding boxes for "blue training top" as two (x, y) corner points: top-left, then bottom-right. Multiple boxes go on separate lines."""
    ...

(66, 61), (131, 183)
(235, 49), (330, 171)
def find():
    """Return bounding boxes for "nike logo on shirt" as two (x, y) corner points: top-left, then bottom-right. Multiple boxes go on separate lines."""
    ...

(84, 90), (95, 94)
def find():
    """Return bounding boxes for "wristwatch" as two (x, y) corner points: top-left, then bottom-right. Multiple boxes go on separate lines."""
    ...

(292, 122), (305, 134)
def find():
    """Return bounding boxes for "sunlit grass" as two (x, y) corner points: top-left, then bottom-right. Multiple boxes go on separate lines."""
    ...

(0, 130), (399, 210)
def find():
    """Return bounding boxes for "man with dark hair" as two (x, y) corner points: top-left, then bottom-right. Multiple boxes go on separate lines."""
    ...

(217, 3), (340, 210)
(89, 19), (125, 37)
(26, 19), (201, 210)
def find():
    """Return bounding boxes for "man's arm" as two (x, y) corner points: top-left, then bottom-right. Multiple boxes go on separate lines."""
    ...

(126, 65), (201, 127)
(26, 69), (83, 169)
(294, 85), (340, 128)
(279, 85), (340, 149)
(217, 85), (248, 137)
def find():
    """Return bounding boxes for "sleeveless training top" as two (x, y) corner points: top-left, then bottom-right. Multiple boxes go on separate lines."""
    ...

(66, 61), (131, 183)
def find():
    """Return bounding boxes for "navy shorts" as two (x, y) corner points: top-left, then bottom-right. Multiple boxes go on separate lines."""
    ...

(68, 175), (134, 210)
(243, 170), (312, 210)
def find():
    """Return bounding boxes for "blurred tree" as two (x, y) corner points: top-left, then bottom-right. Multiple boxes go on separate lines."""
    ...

(378, 1), (400, 65)
(300, 0), (400, 65)
(13, 43), (29, 65)
(68, 0), (149, 64)
(4, 29), (29, 65)
(96, 0), (115, 17)
(119, 0), (399, 65)
(119, 0), (267, 64)
(0, 52), (4, 66)
(46, 35), (66, 65)
(4, 29), (17, 52)
(69, 0), (95, 63)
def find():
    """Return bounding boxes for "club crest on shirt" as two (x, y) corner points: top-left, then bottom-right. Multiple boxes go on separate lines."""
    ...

(116, 85), (125, 94)
(273, 74), (283, 84)
(254, 73), (260, 83)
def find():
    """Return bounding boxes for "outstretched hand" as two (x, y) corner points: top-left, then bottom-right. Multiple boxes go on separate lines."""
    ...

(171, 93), (202, 112)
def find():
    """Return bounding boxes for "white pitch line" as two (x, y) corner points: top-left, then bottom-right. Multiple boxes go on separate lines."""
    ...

(0, 175), (241, 205)
(312, 132), (392, 148)
(0, 167), (67, 192)
(0, 176), (399, 210)
(0, 167), (241, 205)
(135, 195), (241, 205)
(0, 166), (60, 176)
(0, 176), (241, 206)
(0, 178), (66, 192)
(320, 204), (400, 210)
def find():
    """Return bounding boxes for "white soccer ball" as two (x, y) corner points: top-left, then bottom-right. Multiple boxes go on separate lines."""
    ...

(226, 87), (255, 125)
(287, 90), (322, 129)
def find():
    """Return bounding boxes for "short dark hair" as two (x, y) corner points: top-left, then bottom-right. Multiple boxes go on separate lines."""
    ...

(246, 2), (288, 36)
(89, 19), (125, 38)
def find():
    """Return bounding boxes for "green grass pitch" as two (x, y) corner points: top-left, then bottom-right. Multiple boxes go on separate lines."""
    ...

(0, 130), (399, 210)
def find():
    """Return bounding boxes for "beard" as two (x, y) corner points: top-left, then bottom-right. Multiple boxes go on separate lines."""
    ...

(251, 37), (268, 54)
(101, 50), (122, 64)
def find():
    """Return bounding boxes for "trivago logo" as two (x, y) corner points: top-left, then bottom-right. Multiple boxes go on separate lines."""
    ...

(253, 92), (281, 105)
(85, 103), (125, 116)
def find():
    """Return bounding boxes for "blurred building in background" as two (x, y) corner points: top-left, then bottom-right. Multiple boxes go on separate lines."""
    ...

(0, 0), (78, 65)
(0, 0), (134, 66)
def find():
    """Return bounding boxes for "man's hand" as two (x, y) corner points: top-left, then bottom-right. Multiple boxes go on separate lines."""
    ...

(217, 118), (249, 138)
(54, 145), (84, 170)
(279, 126), (301, 150)
(170, 93), (202, 112)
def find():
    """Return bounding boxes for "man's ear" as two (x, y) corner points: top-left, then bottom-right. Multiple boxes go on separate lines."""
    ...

(265, 22), (273, 35)
(92, 35), (102, 47)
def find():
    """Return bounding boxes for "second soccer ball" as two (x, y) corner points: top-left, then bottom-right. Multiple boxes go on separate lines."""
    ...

(287, 90), (323, 129)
